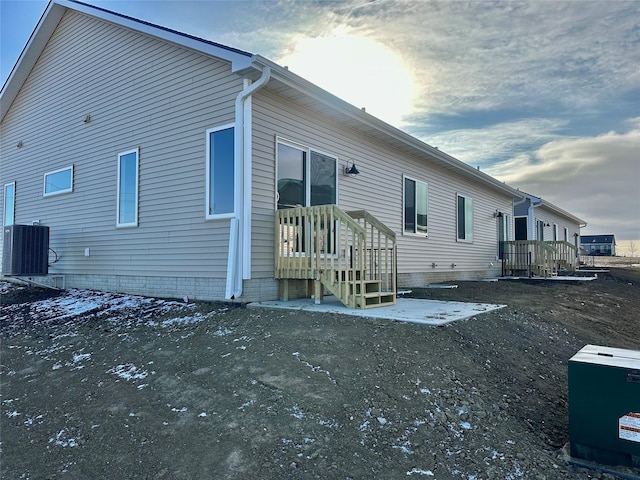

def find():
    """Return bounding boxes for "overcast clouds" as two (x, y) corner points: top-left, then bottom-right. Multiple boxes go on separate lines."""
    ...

(2, 0), (639, 239)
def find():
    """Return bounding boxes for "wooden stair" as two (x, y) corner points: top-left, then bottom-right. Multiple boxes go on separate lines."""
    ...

(320, 269), (395, 309)
(502, 240), (578, 278)
(276, 205), (396, 310)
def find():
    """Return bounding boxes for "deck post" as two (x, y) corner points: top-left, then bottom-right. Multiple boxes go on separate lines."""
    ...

(280, 279), (290, 301)
(314, 279), (323, 305)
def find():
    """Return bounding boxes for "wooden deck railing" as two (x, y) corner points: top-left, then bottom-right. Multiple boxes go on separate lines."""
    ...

(275, 205), (396, 308)
(502, 240), (577, 277)
(346, 210), (396, 295)
(545, 241), (578, 272)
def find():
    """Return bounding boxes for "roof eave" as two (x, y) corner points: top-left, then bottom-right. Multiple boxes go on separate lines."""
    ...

(540, 200), (587, 226)
(521, 193), (586, 226)
(251, 55), (525, 201)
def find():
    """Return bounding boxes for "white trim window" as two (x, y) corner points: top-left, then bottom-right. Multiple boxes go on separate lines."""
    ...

(403, 175), (428, 236)
(498, 212), (510, 259)
(275, 137), (337, 210)
(564, 227), (569, 242)
(117, 148), (139, 228)
(553, 223), (559, 241)
(43, 165), (73, 197)
(3, 182), (15, 226)
(206, 124), (235, 219)
(536, 219), (545, 241)
(456, 194), (474, 242)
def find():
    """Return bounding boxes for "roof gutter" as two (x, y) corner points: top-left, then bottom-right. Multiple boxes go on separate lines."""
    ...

(250, 55), (524, 201)
(225, 66), (271, 300)
(539, 199), (587, 228)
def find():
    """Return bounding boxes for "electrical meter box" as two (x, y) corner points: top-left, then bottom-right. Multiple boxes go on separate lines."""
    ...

(569, 344), (640, 469)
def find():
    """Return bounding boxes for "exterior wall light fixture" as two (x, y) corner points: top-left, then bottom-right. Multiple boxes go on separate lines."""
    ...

(344, 160), (359, 177)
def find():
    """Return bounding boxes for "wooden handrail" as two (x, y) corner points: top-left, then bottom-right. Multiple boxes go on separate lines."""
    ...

(276, 205), (396, 308)
(275, 205), (366, 277)
(502, 240), (577, 277)
(346, 210), (396, 241)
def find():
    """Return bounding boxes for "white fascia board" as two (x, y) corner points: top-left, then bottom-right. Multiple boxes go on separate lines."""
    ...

(57, 0), (253, 69)
(252, 55), (525, 202)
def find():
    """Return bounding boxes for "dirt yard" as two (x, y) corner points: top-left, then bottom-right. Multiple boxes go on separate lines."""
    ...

(1, 268), (639, 480)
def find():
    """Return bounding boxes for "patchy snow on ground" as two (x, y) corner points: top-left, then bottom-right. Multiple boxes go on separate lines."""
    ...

(4, 273), (639, 480)
(0, 285), (192, 326)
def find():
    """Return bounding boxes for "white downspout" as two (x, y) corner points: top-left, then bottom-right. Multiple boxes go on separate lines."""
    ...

(225, 66), (271, 300)
(528, 198), (543, 240)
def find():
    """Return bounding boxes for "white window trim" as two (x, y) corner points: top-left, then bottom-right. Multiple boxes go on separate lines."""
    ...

(43, 165), (74, 197)
(402, 174), (429, 237)
(3, 182), (15, 226)
(206, 123), (236, 221)
(309, 147), (339, 207)
(553, 223), (559, 241)
(497, 212), (511, 258)
(456, 193), (474, 243)
(116, 148), (139, 228)
(275, 137), (306, 210)
(275, 136), (339, 210)
(497, 212), (511, 239)
(536, 219), (544, 241)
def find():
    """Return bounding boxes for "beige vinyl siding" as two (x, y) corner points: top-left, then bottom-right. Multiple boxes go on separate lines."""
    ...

(251, 89), (513, 279)
(0, 11), (243, 278)
(534, 206), (581, 243)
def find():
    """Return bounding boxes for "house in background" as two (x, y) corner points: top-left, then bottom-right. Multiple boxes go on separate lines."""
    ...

(503, 193), (587, 276)
(580, 235), (616, 256)
(513, 193), (586, 244)
(1, 0), (585, 306)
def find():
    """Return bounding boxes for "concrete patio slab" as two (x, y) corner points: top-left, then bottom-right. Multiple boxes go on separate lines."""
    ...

(247, 296), (505, 326)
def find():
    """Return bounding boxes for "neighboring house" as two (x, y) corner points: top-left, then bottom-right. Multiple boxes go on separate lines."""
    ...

(580, 235), (616, 256)
(3, 0), (579, 305)
(513, 193), (586, 246)
(505, 193), (587, 277)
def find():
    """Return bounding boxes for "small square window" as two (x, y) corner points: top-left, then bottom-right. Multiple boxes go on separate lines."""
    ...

(43, 166), (73, 196)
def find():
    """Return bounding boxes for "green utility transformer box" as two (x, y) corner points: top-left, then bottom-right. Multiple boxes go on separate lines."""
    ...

(569, 344), (640, 469)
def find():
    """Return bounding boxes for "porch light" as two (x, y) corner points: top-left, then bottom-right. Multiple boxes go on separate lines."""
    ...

(493, 210), (503, 218)
(344, 160), (360, 177)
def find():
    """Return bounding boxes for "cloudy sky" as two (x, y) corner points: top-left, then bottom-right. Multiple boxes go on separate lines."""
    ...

(2, 0), (639, 239)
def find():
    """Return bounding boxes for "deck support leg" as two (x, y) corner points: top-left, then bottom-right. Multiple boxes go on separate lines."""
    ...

(279, 279), (290, 301)
(314, 279), (323, 305)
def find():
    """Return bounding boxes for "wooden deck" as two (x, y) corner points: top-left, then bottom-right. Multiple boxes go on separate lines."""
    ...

(502, 240), (578, 277)
(275, 205), (396, 309)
